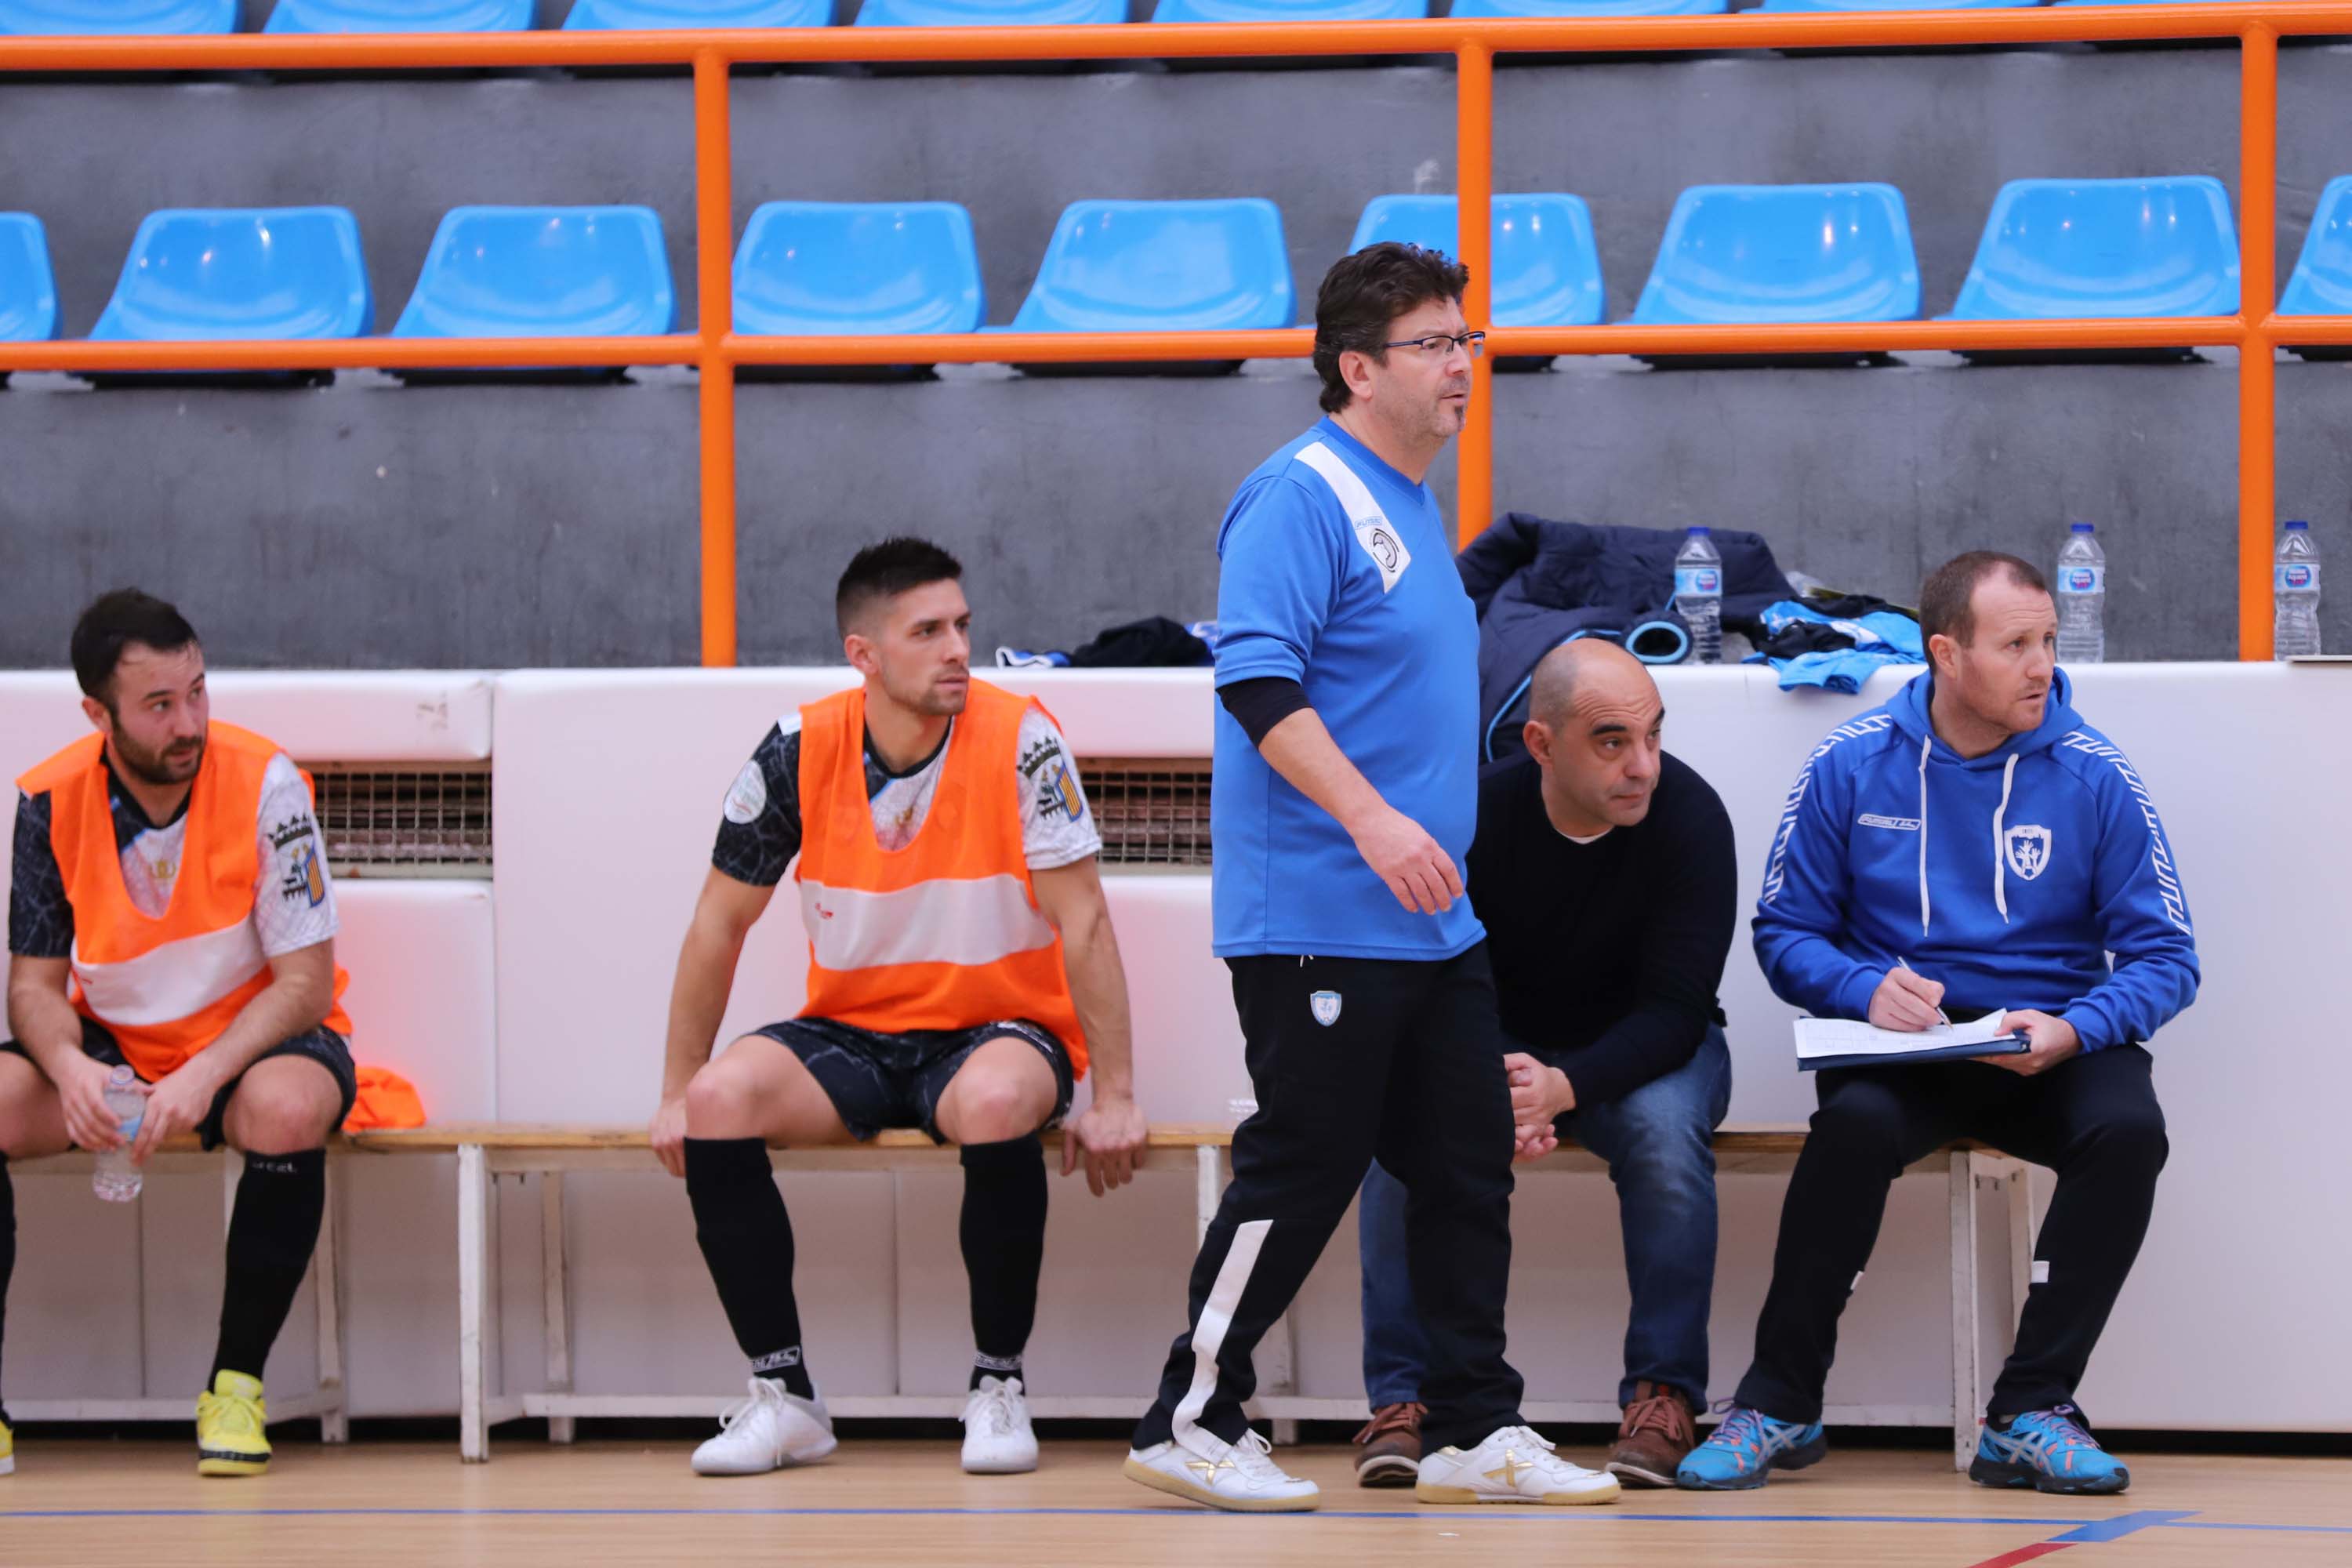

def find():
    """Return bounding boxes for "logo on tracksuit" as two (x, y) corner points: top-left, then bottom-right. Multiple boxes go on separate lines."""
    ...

(2005, 825), (2053, 880)
(1309, 991), (1342, 1027)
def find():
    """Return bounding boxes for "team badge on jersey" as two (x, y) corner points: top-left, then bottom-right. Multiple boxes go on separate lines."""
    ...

(1046, 758), (1083, 822)
(1310, 990), (1342, 1027)
(281, 841), (327, 907)
(723, 759), (768, 826)
(2005, 824), (2053, 881)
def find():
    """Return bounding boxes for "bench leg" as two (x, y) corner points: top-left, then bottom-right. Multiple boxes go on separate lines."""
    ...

(1194, 1145), (1221, 1248)
(2006, 1160), (2036, 1323)
(314, 1156), (350, 1443)
(459, 1143), (491, 1462)
(1948, 1150), (1981, 1472)
(542, 1171), (574, 1444)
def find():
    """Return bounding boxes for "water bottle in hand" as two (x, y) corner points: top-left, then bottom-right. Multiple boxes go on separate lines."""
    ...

(1675, 526), (1724, 665)
(2275, 520), (2322, 660)
(2055, 523), (2106, 665)
(93, 1063), (146, 1203)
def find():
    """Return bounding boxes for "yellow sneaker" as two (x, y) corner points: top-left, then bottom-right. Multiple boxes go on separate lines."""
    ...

(2, 1413), (15, 1476)
(195, 1371), (270, 1477)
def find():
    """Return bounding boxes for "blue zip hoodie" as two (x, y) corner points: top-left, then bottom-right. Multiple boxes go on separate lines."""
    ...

(1754, 670), (2198, 1051)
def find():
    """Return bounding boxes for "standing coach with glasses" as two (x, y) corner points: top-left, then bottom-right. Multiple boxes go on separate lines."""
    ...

(1123, 244), (1617, 1513)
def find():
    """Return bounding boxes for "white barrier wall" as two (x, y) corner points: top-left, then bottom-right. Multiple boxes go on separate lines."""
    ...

(4, 664), (2349, 1430)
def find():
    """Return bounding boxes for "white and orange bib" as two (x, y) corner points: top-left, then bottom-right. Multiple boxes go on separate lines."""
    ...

(793, 681), (1087, 1078)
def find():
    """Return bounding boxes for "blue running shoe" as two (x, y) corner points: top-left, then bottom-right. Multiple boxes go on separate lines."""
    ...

(1970, 1405), (2130, 1495)
(1674, 1405), (1828, 1491)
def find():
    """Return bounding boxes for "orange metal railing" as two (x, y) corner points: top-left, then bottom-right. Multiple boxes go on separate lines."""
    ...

(7, 8), (2352, 663)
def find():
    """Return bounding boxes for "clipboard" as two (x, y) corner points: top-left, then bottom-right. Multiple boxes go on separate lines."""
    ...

(1793, 1011), (2031, 1073)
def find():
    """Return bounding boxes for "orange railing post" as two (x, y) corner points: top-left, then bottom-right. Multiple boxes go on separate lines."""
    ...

(2238, 23), (2279, 662)
(9, 9), (2352, 662)
(694, 49), (740, 670)
(1455, 38), (1495, 550)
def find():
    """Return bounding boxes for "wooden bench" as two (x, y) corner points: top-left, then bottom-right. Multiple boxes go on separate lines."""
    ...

(340, 1123), (2035, 1469)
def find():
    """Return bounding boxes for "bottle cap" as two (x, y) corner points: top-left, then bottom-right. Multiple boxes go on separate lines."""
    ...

(1687, 526), (1712, 537)
(2285, 520), (2310, 531)
(107, 1063), (138, 1088)
(2070, 522), (2094, 534)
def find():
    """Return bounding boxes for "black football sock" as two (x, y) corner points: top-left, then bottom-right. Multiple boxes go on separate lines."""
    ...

(960, 1136), (1047, 1390)
(213, 1149), (328, 1383)
(684, 1136), (815, 1400)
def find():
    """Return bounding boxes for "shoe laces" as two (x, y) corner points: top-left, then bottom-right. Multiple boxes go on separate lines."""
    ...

(1225, 1428), (1290, 1485)
(1352, 1401), (1425, 1446)
(967, 1378), (1023, 1438)
(1708, 1404), (1769, 1457)
(1623, 1388), (1695, 1444)
(2021, 1404), (2099, 1451)
(718, 1377), (784, 1433)
(202, 1391), (263, 1439)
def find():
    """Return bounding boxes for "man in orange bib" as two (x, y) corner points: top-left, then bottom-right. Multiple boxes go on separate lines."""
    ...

(1, 590), (358, 1479)
(649, 539), (1150, 1479)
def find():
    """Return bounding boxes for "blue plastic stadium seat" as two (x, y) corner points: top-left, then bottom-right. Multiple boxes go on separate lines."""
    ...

(0, 0), (234, 34)
(855, 0), (1123, 27)
(1152, 0), (1424, 22)
(1631, 183), (1920, 325)
(565, 0), (831, 25)
(734, 201), (983, 336)
(1947, 177), (2239, 321)
(0, 215), (60, 346)
(2276, 175), (2352, 318)
(1349, 194), (1603, 327)
(391, 206), (675, 343)
(1450, 0), (1724, 16)
(1759, 0), (2032, 11)
(264, 0), (533, 33)
(90, 207), (372, 342)
(1010, 198), (1294, 333)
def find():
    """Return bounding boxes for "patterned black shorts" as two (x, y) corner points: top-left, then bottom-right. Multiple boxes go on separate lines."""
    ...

(750, 1016), (1076, 1144)
(2, 1017), (358, 1151)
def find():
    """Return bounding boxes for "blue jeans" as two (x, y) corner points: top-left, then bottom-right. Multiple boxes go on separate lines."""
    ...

(1359, 1025), (1733, 1410)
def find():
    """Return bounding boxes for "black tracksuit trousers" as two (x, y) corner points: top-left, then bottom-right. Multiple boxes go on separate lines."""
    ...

(1133, 945), (1526, 1454)
(1736, 1044), (2169, 1425)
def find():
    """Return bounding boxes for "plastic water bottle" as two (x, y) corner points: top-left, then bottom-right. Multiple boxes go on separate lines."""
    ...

(2055, 523), (2106, 665)
(1674, 526), (1724, 664)
(92, 1064), (146, 1203)
(2275, 520), (2322, 660)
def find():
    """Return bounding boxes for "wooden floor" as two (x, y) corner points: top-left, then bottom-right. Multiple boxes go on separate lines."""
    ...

(2, 1438), (2347, 1567)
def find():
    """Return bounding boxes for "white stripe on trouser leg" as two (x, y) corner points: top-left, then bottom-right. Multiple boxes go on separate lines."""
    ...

(1171, 1218), (1272, 1448)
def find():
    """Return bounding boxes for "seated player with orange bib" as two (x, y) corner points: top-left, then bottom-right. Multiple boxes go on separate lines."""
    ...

(1, 590), (359, 1479)
(649, 538), (1151, 1479)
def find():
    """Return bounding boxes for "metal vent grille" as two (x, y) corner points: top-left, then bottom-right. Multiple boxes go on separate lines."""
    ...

(1083, 760), (1212, 867)
(303, 764), (492, 877)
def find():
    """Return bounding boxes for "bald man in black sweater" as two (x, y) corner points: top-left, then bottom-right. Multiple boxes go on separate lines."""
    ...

(1352, 641), (1738, 1491)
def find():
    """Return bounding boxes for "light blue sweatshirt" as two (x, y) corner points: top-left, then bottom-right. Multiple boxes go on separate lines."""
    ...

(1753, 670), (2198, 1051)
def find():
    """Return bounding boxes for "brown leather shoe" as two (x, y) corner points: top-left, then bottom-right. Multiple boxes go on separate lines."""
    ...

(1606, 1381), (1697, 1488)
(1353, 1401), (1425, 1488)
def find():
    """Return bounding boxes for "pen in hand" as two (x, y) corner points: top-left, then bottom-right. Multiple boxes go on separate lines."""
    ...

(1896, 956), (1953, 1028)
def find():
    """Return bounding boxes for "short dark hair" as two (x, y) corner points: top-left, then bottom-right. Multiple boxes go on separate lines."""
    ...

(71, 588), (200, 707)
(1920, 551), (2049, 646)
(835, 537), (965, 637)
(1313, 241), (1472, 415)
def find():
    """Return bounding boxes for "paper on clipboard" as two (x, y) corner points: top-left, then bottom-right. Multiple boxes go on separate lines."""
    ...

(1793, 1011), (2028, 1072)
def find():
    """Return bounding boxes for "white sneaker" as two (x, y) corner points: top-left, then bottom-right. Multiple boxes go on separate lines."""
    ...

(960, 1375), (1039, 1474)
(1416, 1424), (1622, 1506)
(1124, 1428), (1320, 1513)
(691, 1377), (838, 1475)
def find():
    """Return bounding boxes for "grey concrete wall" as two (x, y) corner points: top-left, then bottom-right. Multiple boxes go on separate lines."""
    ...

(4, 50), (2350, 666)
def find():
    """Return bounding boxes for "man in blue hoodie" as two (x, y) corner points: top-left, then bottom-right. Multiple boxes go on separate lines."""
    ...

(1680, 552), (2197, 1497)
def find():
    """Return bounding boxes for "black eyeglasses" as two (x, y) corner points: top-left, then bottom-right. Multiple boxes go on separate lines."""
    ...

(1381, 330), (1486, 361)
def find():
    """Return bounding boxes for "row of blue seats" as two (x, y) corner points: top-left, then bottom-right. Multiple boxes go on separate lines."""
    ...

(0, 0), (2289, 38)
(5, 180), (2350, 354)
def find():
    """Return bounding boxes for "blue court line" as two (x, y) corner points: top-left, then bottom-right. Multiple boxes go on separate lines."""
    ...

(2048, 1509), (2196, 1543)
(2161, 1520), (2352, 1536)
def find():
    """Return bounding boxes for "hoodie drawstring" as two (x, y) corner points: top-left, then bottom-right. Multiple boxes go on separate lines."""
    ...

(1916, 732), (1933, 935)
(1991, 753), (2019, 924)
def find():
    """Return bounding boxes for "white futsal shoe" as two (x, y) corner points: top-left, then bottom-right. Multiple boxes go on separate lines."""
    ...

(691, 1377), (838, 1475)
(1124, 1427), (1320, 1512)
(960, 1376), (1040, 1474)
(1416, 1424), (1622, 1506)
